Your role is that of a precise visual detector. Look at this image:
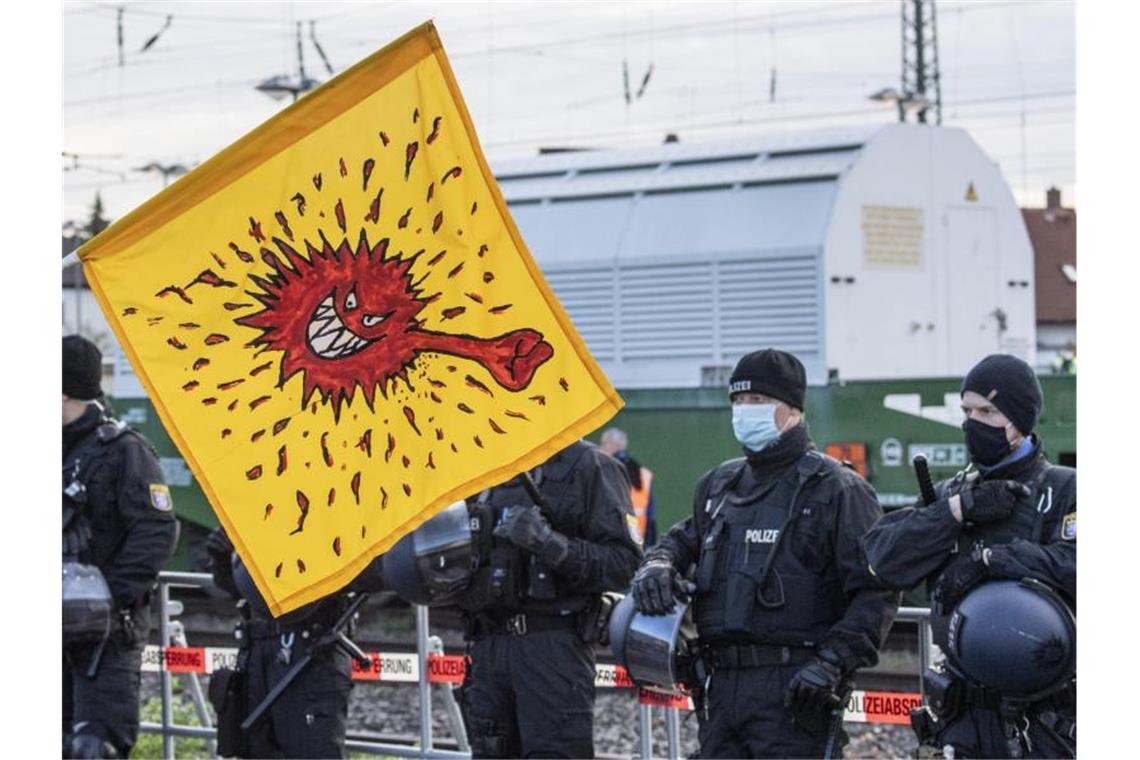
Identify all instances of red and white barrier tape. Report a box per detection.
[142,646,919,723]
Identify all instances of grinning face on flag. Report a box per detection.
[81,24,621,614]
[233,228,553,418]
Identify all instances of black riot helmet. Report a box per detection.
[381,500,475,606]
[608,593,700,689]
[945,578,1076,700]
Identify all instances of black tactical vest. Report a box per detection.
[931,455,1076,615]
[694,451,848,646]
[62,417,146,562]
[460,442,594,615]
[62,423,112,559]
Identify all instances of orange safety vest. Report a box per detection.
[630,467,654,541]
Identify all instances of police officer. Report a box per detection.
[863,354,1076,758]
[600,427,658,547]
[62,335,179,758]
[456,439,642,758]
[631,349,899,759]
[205,529,356,759]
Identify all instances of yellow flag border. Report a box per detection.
[79,21,624,615]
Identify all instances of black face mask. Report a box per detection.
[963,418,1012,466]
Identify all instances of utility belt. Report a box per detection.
[467,610,580,639]
[915,667,1077,756]
[703,642,816,670]
[237,601,345,641]
[241,618,295,640]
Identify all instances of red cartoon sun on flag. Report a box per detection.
[235,231,554,419]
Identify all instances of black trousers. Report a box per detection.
[241,631,354,759]
[62,637,144,757]
[697,665,845,759]
[461,629,596,759]
[933,706,1075,759]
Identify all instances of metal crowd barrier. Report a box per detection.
[140,571,933,759]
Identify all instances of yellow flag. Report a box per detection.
[79,22,623,616]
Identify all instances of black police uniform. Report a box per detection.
[646,424,900,759]
[63,403,179,758]
[863,436,1076,758]
[206,529,355,759]
[456,440,642,759]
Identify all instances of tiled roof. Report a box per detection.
[1022,202,1076,323]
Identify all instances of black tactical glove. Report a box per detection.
[959,480,1031,524]
[68,732,118,760]
[62,520,93,559]
[785,650,848,729]
[932,546,989,613]
[493,505,570,567]
[204,529,240,597]
[631,559,678,614]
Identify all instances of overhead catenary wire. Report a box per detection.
[479,88,1075,150]
[63,0,1074,220]
[62,90,1074,187]
[68,0,1032,74]
[310,20,335,75]
[139,14,173,53]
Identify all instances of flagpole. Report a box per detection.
[63,251,80,269]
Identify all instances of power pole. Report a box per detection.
[900,0,942,124]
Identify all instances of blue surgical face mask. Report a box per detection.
[732,403,781,452]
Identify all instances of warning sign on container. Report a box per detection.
[862,205,924,267]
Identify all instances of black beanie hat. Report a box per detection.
[961,354,1043,435]
[729,349,806,410]
[63,335,103,401]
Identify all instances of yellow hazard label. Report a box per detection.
[965,182,978,202]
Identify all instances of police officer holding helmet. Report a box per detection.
[62,335,179,758]
[631,349,899,758]
[456,439,642,758]
[864,354,1076,757]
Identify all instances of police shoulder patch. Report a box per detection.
[626,513,644,546]
[1061,511,1075,541]
[149,483,173,512]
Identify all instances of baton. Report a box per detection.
[822,683,852,760]
[519,471,549,511]
[241,593,370,730]
[822,704,844,760]
[913,454,938,506]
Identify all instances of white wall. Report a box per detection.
[822,124,1035,380]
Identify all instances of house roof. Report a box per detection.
[1023,195,1076,324]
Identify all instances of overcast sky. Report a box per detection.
[63,0,1074,225]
